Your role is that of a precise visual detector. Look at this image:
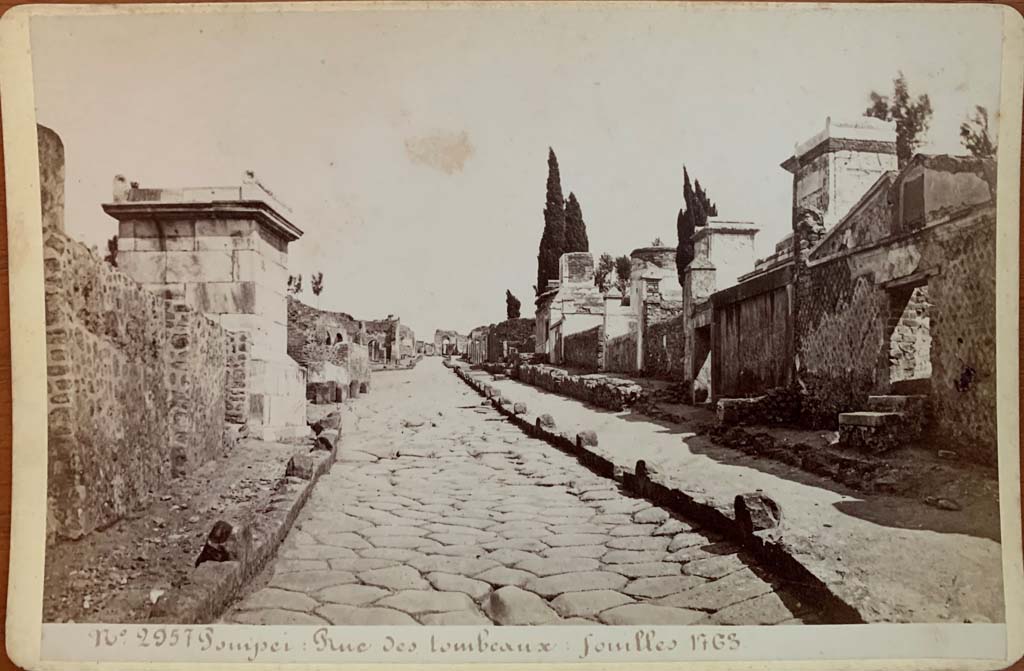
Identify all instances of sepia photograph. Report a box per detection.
[1,1,1022,667]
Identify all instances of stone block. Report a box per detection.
[119,251,167,284]
[513,402,528,415]
[537,414,556,430]
[734,492,782,537]
[186,281,256,315]
[286,454,318,480]
[577,430,599,447]
[196,520,253,567]
[166,250,234,283]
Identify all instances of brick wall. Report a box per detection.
[563,325,603,371]
[45,228,230,540]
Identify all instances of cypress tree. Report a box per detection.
[676,167,719,286]
[563,192,589,253]
[536,148,566,294]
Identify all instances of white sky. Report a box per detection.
[30,3,1005,339]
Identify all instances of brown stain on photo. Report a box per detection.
[404,130,474,175]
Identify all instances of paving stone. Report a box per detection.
[547,523,608,535]
[236,588,319,612]
[328,557,400,572]
[608,525,660,538]
[483,586,560,625]
[368,535,443,550]
[667,533,715,552]
[376,590,476,615]
[302,514,372,532]
[598,603,704,625]
[591,514,634,525]
[550,590,635,618]
[706,592,795,625]
[318,532,373,549]
[231,609,328,625]
[269,570,357,592]
[431,544,487,557]
[653,519,693,536]
[274,559,330,573]
[281,545,358,561]
[407,555,499,575]
[316,604,418,625]
[580,489,619,501]
[654,569,772,611]
[358,566,431,590]
[317,584,390,606]
[431,533,490,546]
[633,507,670,524]
[482,538,549,552]
[542,545,608,559]
[472,566,535,587]
[623,575,708,599]
[486,548,536,565]
[524,571,629,597]
[607,562,681,578]
[515,557,600,577]
[542,533,609,547]
[681,554,747,579]
[360,525,430,537]
[607,536,670,551]
[287,529,318,546]
[598,499,648,514]
[554,617,598,625]
[426,573,492,600]
[359,547,424,562]
[426,523,496,536]
[433,517,496,530]
[602,549,667,564]
[420,610,492,625]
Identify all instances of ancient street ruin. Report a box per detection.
[37,105,1005,631]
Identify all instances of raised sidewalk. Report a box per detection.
[453,364,1004,624]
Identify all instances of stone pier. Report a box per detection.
[103,172,309,440]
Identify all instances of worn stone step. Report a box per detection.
[837,411,903,427]
[866,395,928,412]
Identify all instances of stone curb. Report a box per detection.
[452,365,862,624]
[145,429,339,624]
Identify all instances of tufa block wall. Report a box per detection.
[643,313,687,380]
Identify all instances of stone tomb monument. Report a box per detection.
[103,171,308,439]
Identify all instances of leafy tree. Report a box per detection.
[563,192,589,253]
[651,237,664,247]
[536,148,566,294]
[614,255,632,295]
[595,252,616,292]
[287,274,303,295]
[506,290,521,319]
[104,235,118,267]
[960,105,996,158]
[864,71,933,168]
[675,167,718,285]
[311,271,324,308]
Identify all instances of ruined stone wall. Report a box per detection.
[889,286,931,382]
[563,325,603,371]
[38,125,65,234]
[605,331,638,374]
[225,330,251,424]
[286,296,371,386]
[927,215,996,463]
[45,228,229,540]
[486,318,535,362]
[643,313,687,380]
[517,364,643,410]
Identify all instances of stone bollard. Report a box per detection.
[734,491,782,539]
[286,453,318,479]
[195,520,253,567]
[576,430,598,448]
[537,414,556,430]
[513,402,528,415]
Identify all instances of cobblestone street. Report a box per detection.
[225,359,816,626]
